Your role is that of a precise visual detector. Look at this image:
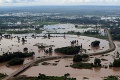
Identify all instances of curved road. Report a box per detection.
[3,28,116,80]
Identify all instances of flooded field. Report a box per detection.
[0,24,111,78]
[44,24,95,33]
[44,24,105,36]
[0,34,109,57]
[20,41,120,80]
[0,34,109,75]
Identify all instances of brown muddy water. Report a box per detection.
[20,41,120,80]
[0,33,113,79]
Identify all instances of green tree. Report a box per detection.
[94,58,101,66]
[91,40,100,47]
[113,58,120,67]
[73,54,82,62]
[23,47,28,52]
[8,57,24,66]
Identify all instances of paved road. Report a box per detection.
[3,28,116,80]
[89,28,116,55]
[105,28,115,49]
[3,56,74,80]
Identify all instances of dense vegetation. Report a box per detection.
[104,76,118,80]
[110,28,120,40]
[13,74,76,80]
[0,30,42,34]
[71,63,93,69]
[0,73,7,79]
[67,31,81,35]
[113,58,120,67]
[73,54,89,62]
[91,40,100,47]
[23,47,28,52]
[71,57,101,69]
[94,58,101,66]
[0,52,34,62]
[66,31,107,39]
[54,46,80,55]
[33,22,59,25]
[8,57,24,66]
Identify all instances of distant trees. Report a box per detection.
[112,34,120,40]
[37,73,76,80]
[50,17,99,25]
[110,28,120,40]
[75,25,78,28]
[91,40,100,47]
[76,32,81,36]
[67,31,81,35]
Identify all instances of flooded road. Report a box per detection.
[0,34,109,76]
[20,41,120,80]
[0,24,113,78]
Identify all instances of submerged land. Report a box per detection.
[0,6,120,80]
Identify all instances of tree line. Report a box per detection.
[0,52,34,63]
[54,46,80,55]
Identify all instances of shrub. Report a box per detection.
[113,58,120,67]
[104,76,118,80]
[94,58,101,66]
[55,46,80,55]
[73,54,89,62]
[23,47,28,52]
[8,57,24,66]
[71,63,93,69]
[73,55,82,62]
[91,40,100,47]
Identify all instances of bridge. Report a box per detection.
[3,56,74,80]
[3,28,116,80]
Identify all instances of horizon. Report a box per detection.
[0,5,120,8]
[0,0,120,6]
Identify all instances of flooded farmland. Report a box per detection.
[20,41,120,80]
[0,24,116,80]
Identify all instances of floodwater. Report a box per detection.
[0,24,111,77]
[0,34,109,75]
[44,24,96,33]
[0,34,109,57]
[20,41,120,80]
